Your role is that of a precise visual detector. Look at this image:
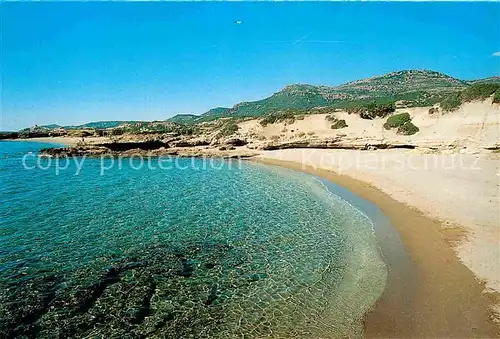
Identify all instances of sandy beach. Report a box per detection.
[255,150,500,338]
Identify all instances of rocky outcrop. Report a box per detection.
[259,138,416,151]
[39,143,258,159]
[221,138,248,147]
[98,140,168,151]
[41,146,111,157]
[168,138,210,148]
[0,132,19,140]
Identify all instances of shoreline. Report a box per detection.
[3,136,97,147]
[7,137,500,336]
[252,157,499,338]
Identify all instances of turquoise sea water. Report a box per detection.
[0,141,387,338]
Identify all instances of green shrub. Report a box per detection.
[493,89,500,104]
[383,112,411,130]
[260,111,296,126]
[110,128,125,136]
[344,102,395,119]
[428,107,439,115]
[325,114,348,129]
[440,92,462,112]
[345,106,363,115]
[440,84,500,112]
[359,102,396,120]
[461,83,499,102]
[325,114,337,122]
[331,119,348,129]
[109,122,199,136]
[217,121,239,137]
[397,122,419,135]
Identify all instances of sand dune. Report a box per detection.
[239,98,500,151]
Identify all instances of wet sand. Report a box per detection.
[253,158,499,338]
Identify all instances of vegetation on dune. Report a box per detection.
[331,119,348,129]
[428,107,439,115]
[346,102,396,120]
[325,114,337,123]
[493,89,500,104]
[383,112,411,130]
[440,92,462,112]
[383,112,419,135]
[397,122,419,135]
[441,83,499,112]
[260,111,297,126]
[217,120,240,138]
[361,102,395,119]
[325,114,348,129]
[461,83,500,102]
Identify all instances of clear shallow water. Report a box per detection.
[0,141,387,338]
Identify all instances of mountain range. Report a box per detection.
[30,70,500,130]
[166,69,498,124]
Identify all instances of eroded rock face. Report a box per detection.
[98,141,168,151]
[168,139,210,148]
[41,146,111,157]
[221,138,248,147]
[259,137,416,151]
[39,143,258,159]
[260,138,342,150]
[0,132,20,140]
[218,146,236,151]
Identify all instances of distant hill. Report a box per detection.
[28,70,498,130]
[197,107,231,121]
[20,121,143,132]
[180,70,477,123]
[40,124,62,129]
[166,107,231,124]
[166,114,199,124]
[64,121,141,130]
[466,76,500,85]
[219,70,468,117]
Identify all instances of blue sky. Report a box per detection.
[2,2,499,131]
